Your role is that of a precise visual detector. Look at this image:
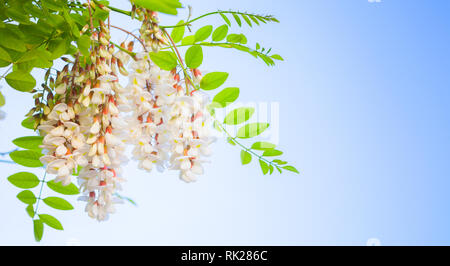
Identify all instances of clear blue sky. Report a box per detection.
[1,0,450,245]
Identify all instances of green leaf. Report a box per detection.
[47,180,80,195]
[269,164,274,175]
[259,160,269,175]
[0,28,27,52]
[226,33,247,44]
[41,0,65,11]
[0,46,13,64]
[282,165,300,174]
[212,24,229,42]
[171,20,185,43]
[39,214,63,230]
[219,13,231,26]
[242,14,252,27]
[33,219,44,242]
[17,190,37,204]
[9,150,43,167]
[7,172,40,189]
[223,107,254,125]
[251,142,276,150]
[236,123,270,139]
[12,136,43,151]
[185,45,203,69]
[134,0,182,15]
[181,35,196,45]
[240,150,252,165]
[195,25,213,42]
[149,51,178,71]
[262,149,284,157]
[0,91,5,107]
[232,13,242,27]
[43,197,74,210]
[227,137,236,146]
[77,35,91,57]
[213,120,222,132]
[271,54,284,61]
[48,39,69,60]
[200,72,229,90]
[21,117,35,130]
[212,87,239,107]
[5,70,36,92]
[272,159,288,165]
[26,204,35,218]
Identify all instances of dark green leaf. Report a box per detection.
[7,172,40,189]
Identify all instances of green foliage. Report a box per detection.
[12,136,43,151]
[5,71,36,92]
[251,142,276,150]
[185,45,203,69]
[26,204,35,218]
[181,35,196,46]
[9,150,43,167]
[240,150,252,165]
[262,149,283,157]
[200,72,229,90]
[236,123,270,139]
[39,214,63,230]
[212,87,239,107]
[133,0,182,15]
[17,190,37,204]
[282,165,299,174]
[33,219,44,242]
[259,160,269,175]
[212,25,229,42]
[21,117,35,130]
[0,92,4,107]
[7,172,40,189]
[43,197,74,210]
[149,51,178,70]
[195,25,213,42]
[47,179,80,195]
[223,107,254,125]
[171,20,185,43]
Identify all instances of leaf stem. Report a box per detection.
[33,172,47,219]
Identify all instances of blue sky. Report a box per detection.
[1,0,450,245]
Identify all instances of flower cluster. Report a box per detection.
[36,11,214,221]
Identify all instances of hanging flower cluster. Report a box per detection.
[37,10,214,221]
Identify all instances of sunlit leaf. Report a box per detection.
[33,219,44,242]
[7,172,40,189]
[149,51,178,71]
[240,150,252,165]
[185,45,203,69]
[47,180,79,195]
[12,136,43,151]
[43,197,74,210]
[9,150,43,167]
[17,190,37,204]
[39,214,63,230]
[212,87,239,107]
[212,24,229,42]
[5,71,36,92]
[200,72,228,90]
[236,123,270,138]
[223,107,254,125]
